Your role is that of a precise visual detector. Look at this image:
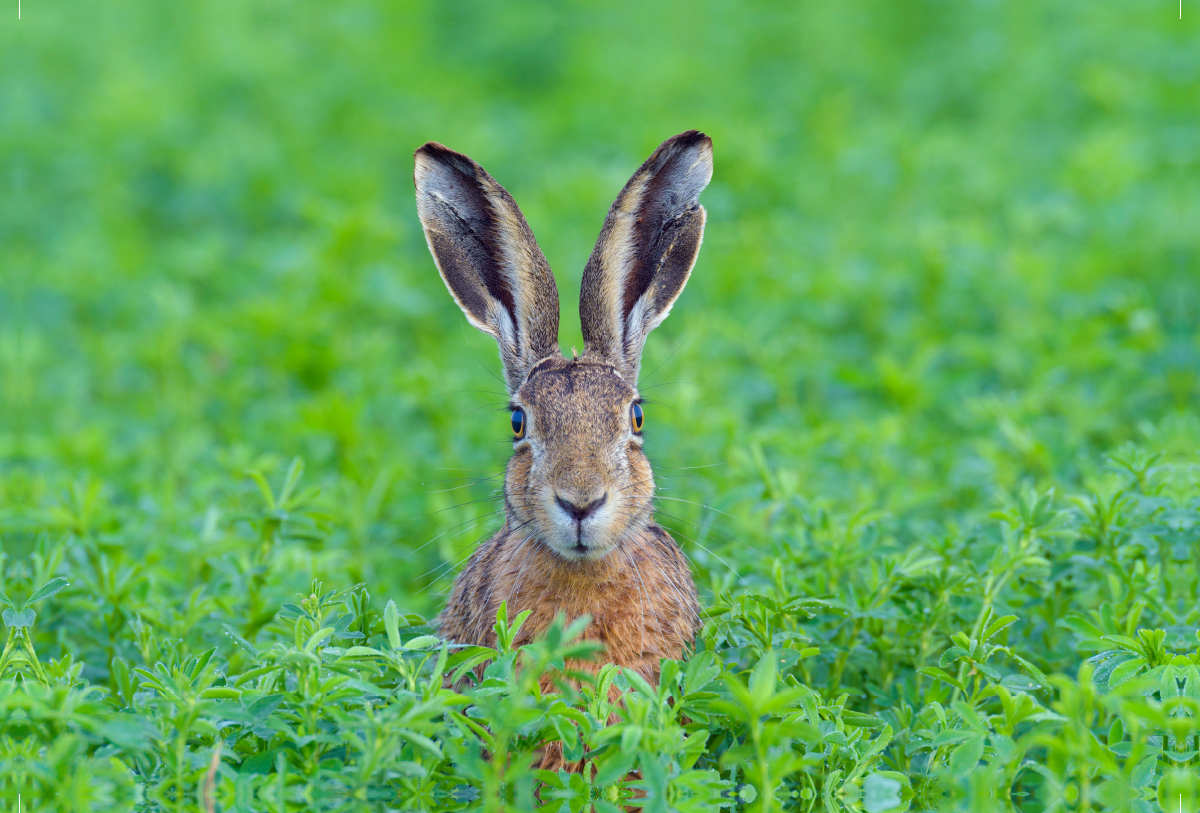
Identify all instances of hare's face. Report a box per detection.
[505,357,652,561]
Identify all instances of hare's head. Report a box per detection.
[414,132,712,562]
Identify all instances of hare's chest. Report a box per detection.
[509,572,647,648]
[451,530,699,679]
[507,570,691,674]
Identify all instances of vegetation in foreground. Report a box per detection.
[2,0,1198,810]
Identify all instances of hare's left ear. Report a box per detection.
[415,142,560,393]
[579,131,712,384]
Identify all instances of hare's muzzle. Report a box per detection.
[554,492,608,523]
[551,490,612,558]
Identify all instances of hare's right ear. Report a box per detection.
[414,143,560,393]
[579,131,712,384]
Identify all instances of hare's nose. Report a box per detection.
[555,493,608,523]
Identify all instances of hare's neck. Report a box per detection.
[460,521,697,677]
[481,521,640,618]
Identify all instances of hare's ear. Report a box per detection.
[415,143,560,393]
[579,131,712,384]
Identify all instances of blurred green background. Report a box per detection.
[4,0,1197,627]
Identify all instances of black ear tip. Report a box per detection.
[414,142,479,179]
[651,131,713,171]
[668,130,712,150]
[415,141,450,159]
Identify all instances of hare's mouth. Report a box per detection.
[551,536,613,562]
[542,491,620,561]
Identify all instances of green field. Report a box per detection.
[3,0,1199,810]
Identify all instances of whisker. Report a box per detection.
[424,475,503,484]
[623,547,650,655]
[414,494,503,519]
[455,402,513,421]
[651,516,748,585]
[638,336,692,388]
[638,399,677,415]
[424,473,505,494]
[431,389,510,398]
[409,510,504,554]
[505,535,539,611]
[460,319,509,390]
[637,381,692,393]
[651,463,726,471]
[414,517,510,594]
[648,502,750,551]
[672,545,719,602]
[415,547,483,586]
[654,495,737,520]
[652,476,716,488]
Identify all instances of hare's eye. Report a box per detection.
[631,402,644,433]
[511,409,526,439]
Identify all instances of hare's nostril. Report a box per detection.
[555,493,608,522]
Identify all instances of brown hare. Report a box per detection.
[413,131,711,696]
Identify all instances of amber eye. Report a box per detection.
[631,402,644,433]
[511,409,526,439]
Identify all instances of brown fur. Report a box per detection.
[413,134,714,768]
[439,362,700,677]
[441,522,698,679]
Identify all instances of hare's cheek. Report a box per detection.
[505,449,537,510]
[624,448,655,498]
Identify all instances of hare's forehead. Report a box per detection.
[518,365,634,427]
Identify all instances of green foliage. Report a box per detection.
[3,0,1198,810]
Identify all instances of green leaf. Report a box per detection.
[863,772,904,813]
[948,735,984,776]
[1107,717,1125,746]
[3,609,35,628]
[304,627,335,652]
[239,747,282,775]
[842,710,885,729]
[222,624,258,658]
[280,650,319,667]
[1130,753,1157,788]
[1000,673,1040,692]
[384,600,402,650]
[918,667,965,693]
[593,750,637,787]
[278,603,308,620]
[403,635,441,651]
[1009,652,1050,688]
[683,650,721,693]
[1100,635,1143,656]
[939,646,970,668]
[748,653,777,708]
[448,646,495,684]
[931,729,973,749]
[339,646,387,658]
[27,577,70,606]
[973,661,1002,681]
[982,614,1018,641]
[245,470,276,509]
[200,687,242,699]
[1108,657,1148,688]
[278,457,305,505]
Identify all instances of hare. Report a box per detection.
[413,131,711,694]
